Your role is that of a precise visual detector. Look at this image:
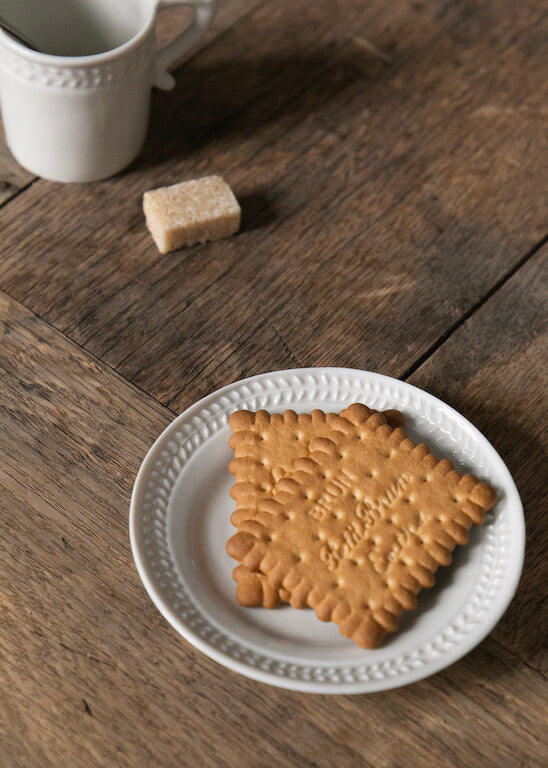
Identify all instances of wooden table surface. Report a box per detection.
[1,1,546,766]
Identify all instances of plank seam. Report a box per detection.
[0,287,179,418]
[0,178,38,210]
[489,637,547,682]
[400,234,548,381]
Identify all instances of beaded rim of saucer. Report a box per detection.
[130,368,524,694]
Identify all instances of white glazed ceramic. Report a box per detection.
[0,0,218,182]
[130,368,525,694]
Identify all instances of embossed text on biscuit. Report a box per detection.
[318,473,414,571]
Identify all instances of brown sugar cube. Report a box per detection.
[143,176,241,254]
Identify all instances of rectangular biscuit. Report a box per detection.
[229,408,405,608]
[226,404,497,649]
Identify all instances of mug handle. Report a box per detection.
[154,0,218,90]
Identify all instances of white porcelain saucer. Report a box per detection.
[130,368,524,694]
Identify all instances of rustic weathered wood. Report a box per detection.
[0,290,545,768]
[0,0,545,413]
[0,0,546,764]
[0,124,35,206]
[408,245,548,674]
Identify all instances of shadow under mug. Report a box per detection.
[0,0,218,182]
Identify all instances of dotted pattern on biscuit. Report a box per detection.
[227,404,497,649]
[229,407,406,608]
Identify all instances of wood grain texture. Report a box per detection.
[0,291,545,768]
[0,0,546,764]
[0,124,35,206]
[408,245,548,674]
[0,0,545,413]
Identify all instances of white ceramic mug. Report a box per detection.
[0,0,218,182]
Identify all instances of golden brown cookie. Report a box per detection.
[227,404,497,648]
[229,408,406,609]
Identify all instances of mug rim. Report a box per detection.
[0,3,157,67]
